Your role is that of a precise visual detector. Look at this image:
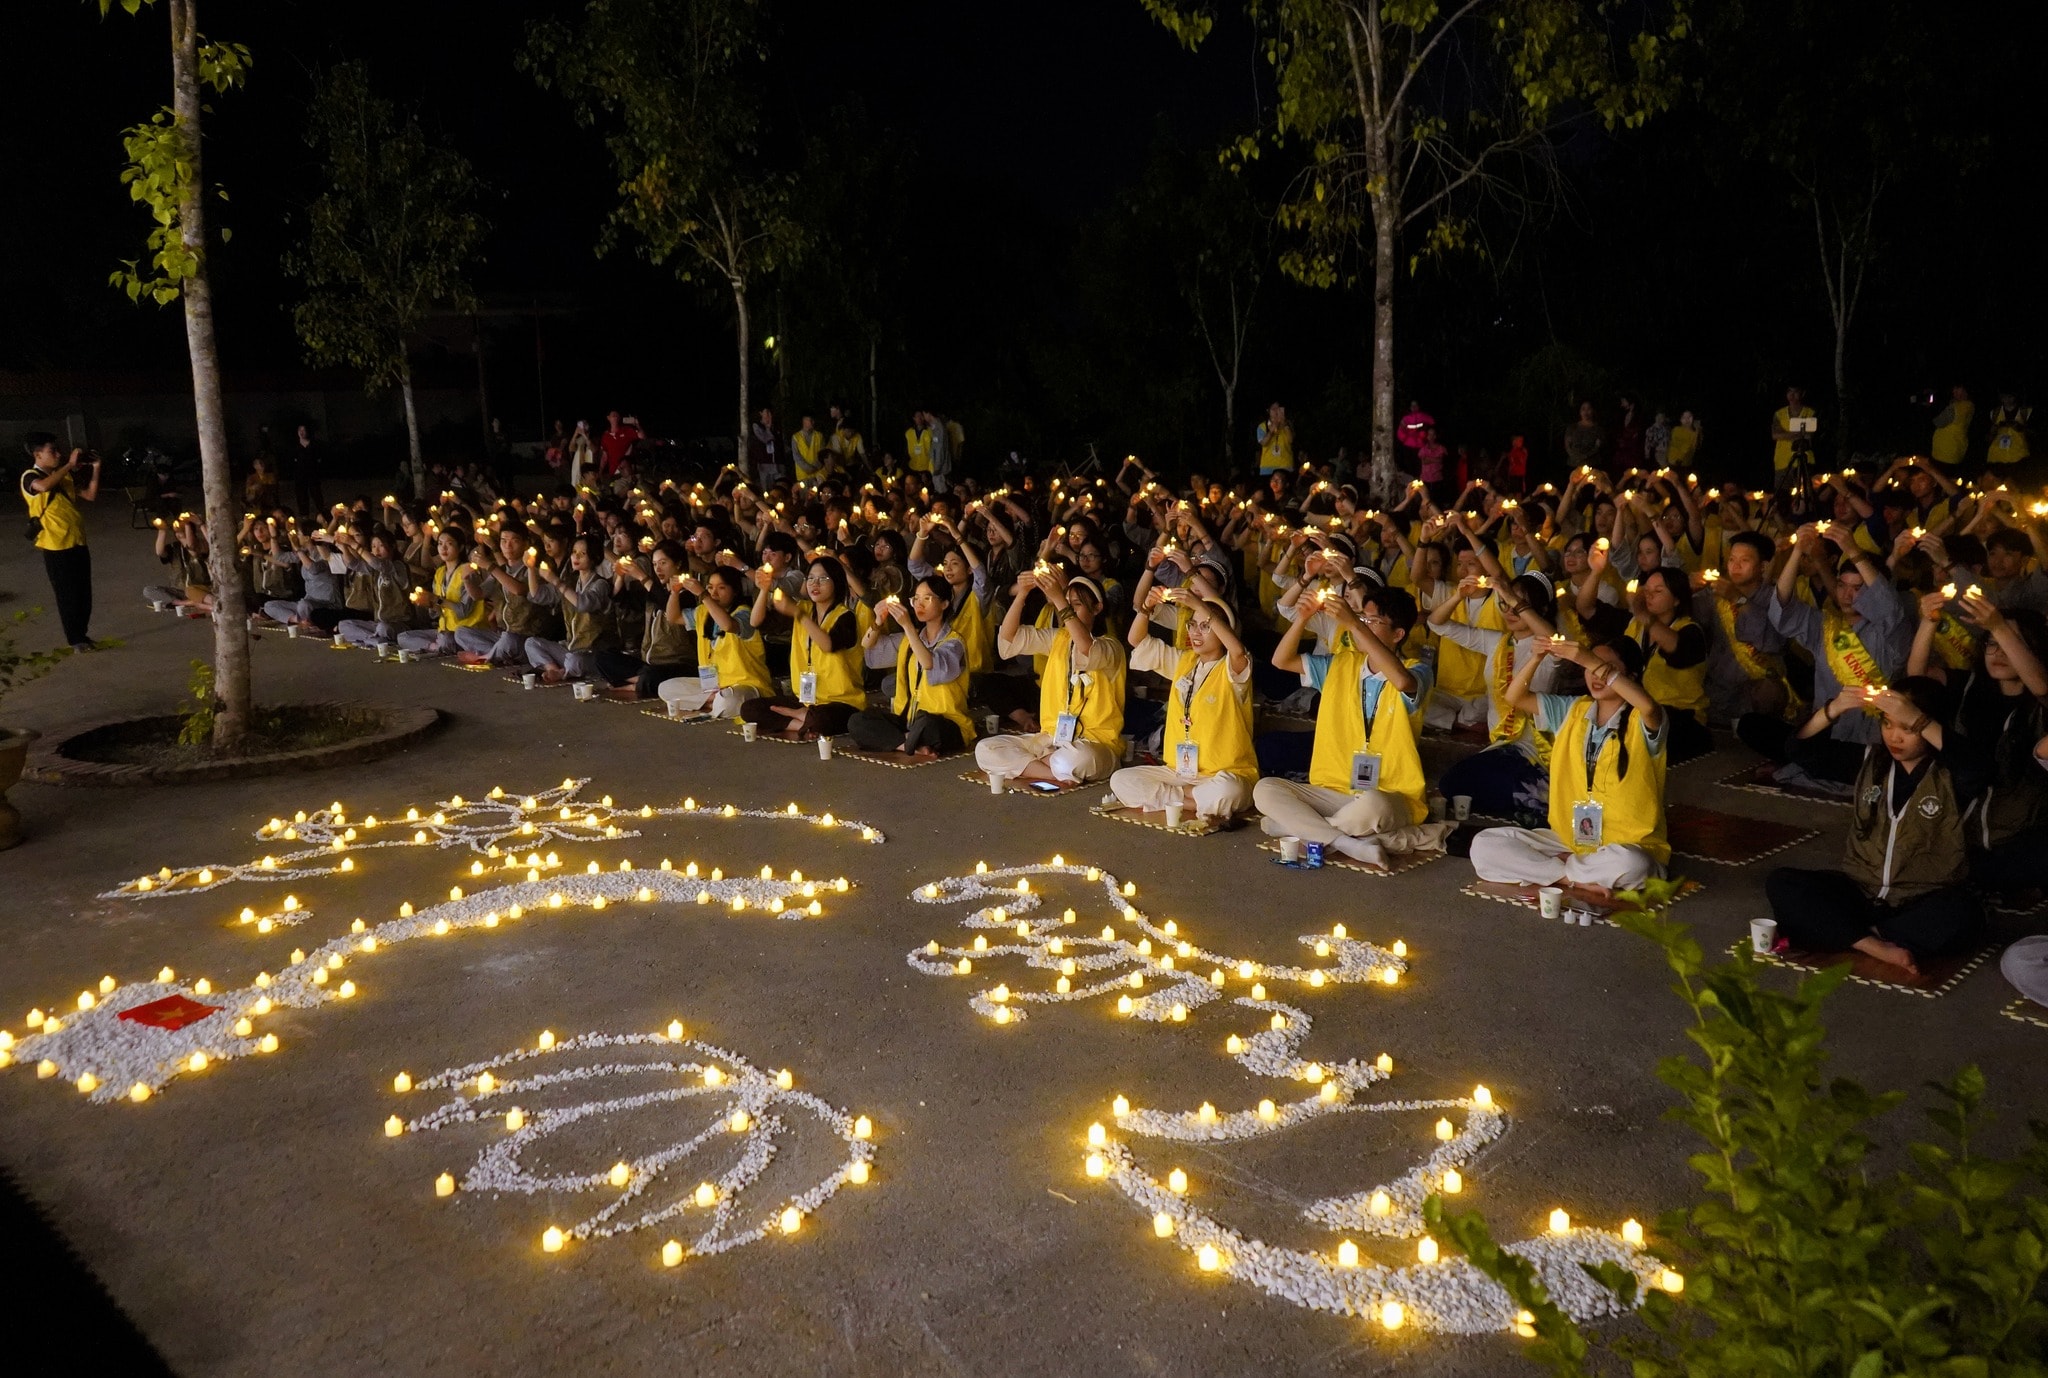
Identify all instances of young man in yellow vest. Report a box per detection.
[1698,531,1792,725]
[1254,582,1452,867]
[1256,402,1293,475]
[905,411,935,477]
[1109,588,1257,820]
[791,414,828,486]
[1929,384,1975,467]
[1986,392,2032,474]
[1764,677,1981,978]
[1769,385,1818,490]
[1468,633,1670,896]
[20,433,101,649]
[974,565,1126,785]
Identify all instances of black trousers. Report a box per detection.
[1765,867,1983,960]
[1663,706,1714,764]
[41,545,93,645]
[1975,825,2048,899]
[846,708,962,755]
[739,697,856,736]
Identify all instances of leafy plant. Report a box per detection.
[1435,910,2048,1375]
[178,658,216,746]
[1,607,68,704]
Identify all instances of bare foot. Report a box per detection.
[1854,936,1920,978]
[540,667,568,686]
[911,745,938,760]
[1008,710,1039,733]
[455,651,490,666]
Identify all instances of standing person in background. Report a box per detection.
[929,410,955,494]
[1563,400,1607,477]
[291,423,324,516]
[1644,410,1673,469]
[905,410,935,483]
[1256,403,1293,475]
[828,405,867,473]
[1666,409,1702,472]
[1770,386,1817,491]
[1986,392,2032,477]
[1929,385,1975,469]
[600,409,641,483]
[1397,400,1434,459]
[791,413,827,487]
[1417,427,1450,504]
[748,407,780,486]
[1612,396,1646,474]
[1502,435,1530,494]
[19,434,100,650]
[567,420,596,489]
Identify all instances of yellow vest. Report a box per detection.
[1163,649,1259,779]
[1259,424,1293,473]
[1989,406,2031,464]
[1773,406,1815,471]
[1932,400,1975,465]
[952,584,993,674]
[435,563,491,632]
[792,429,826,480]
[1307,642,1427,824]
[906,428,934,473]
[22,468,87,551]
[791,602,865,708]
[893,627,977,741]
[1627,615,1710,715]
[1665,424,1698,469]
[1436,595,1500,700]
[697,613,773,694]
[1547,698,1669,864]
[1038,629,1126,749]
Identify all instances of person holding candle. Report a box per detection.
[739,556,867,739]
[456,527,553,665]
[1431,572,1570,821]
[1108,588,1257,821]
[1467,633,1671,897]
[1698,531,1793,726]
[1423,512,1508,730]
[1611,564,1715,762]
[974,565,1127,786]
[524,534,617,682]
[593,539,699,699]
[334,529,418,649]
[143,513,215,614]
[1762,678,1982,978]
[657,567,771,717]
[1252,582,1451,867]
[907,516,994,676]
[395,529,487,656]
[847,577,977,756]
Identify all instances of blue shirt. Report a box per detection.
[1303,650,1433,723]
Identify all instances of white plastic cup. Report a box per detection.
[332,633,345,648]
[1121,734,1137,764]
[1750,917,1778,954]
[574,681,593,700]
[1278,836,1303,863]
[1538,886,1564,919]
[376,643,390,659]
[1164,803,1185,829]
[988,773,1007,795]
[149,600,166,613]
[286,624,299,639]
[521,672,538,690]
[666,699,682,719]
[741,721,758,743]
[982,714,1001,737]
[1452,794,1472,821]
[817,737,833,761]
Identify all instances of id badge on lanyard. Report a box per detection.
[698,664,720,694]
[797,671,818,705]
[1351,751,1382,791]
[1571,800,1604,847]
[1053,713,1080,747]
[1175,741,1200,777]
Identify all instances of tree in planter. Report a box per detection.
[1139,0,1688,479]
[1429,911,2048,1374]
[284,62,487,500]
[522,0,806,477]
[96,0,253,752]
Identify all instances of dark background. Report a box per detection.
[4,0,2042,484]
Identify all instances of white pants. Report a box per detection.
[1109,765,1255,818]
[1425,689,1487,731]
[657,679,759,719]
[336,618,400,647]
[395,629,455,655]
[1253,779,1410,844]
[1467,826,1662,891]
[974,732,1118,784]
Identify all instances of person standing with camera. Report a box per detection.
[19,433,101,650]
[1769,385,1817,492]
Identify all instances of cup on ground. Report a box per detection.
[1538,886,1564,919]
[741,722,758,743]
[988,773,1006,795]
[332,633,345,647]
[817,737,834,761]
[1164,803,1184,829]
[573,681,594,700]
[1749,917,1778,954]
[376,643,390,659]
[521,672,538,689]
[286,624,299,639]
[1278,835,1303,863]
[1452,794,1472,821]
[982,714,1000,737]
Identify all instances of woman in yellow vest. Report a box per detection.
[1469,634,1670,896]
[396,529,490,655]
[847,575,977,756]
[657,567,772,718]
[1109,588,1258,821]
[738,555,866,739]
[791,416,828,486]
[1256,403,1293,474]
[1253,583,1454,867]
[904,414,934,476]
[1929,385,1975,466]
[975,566,1127,785]
[1423,517,1504,729]
[907,518,994,674]
[1623,566,1715,762]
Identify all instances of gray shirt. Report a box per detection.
[1766,579,1907,744]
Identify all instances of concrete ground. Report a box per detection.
[3,503,2044,1377]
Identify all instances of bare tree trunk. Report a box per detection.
[1833,316,1851,466]
[401,355,426,498]
[868,335,879,458]
[733,281,751,479]
[1369,191,1398,478]
[1222,384,1236,468]
[171,0,249,754]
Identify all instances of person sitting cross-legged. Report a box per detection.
[1762,678,1984,978]
[1468,633,1670,898]
[973,564,1127,786]
[1107,586,1257,821]
[1251,581,1452,867]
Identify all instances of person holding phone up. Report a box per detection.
[19,433,101,650]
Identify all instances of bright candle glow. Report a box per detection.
[1549,1209,1571,1235]
[1622,1219,1644,1246]
[1337,1239,1359,1267]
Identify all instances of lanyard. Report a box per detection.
[1359,670,1387,736]
[1584,705,1632,793]
[1177,657,1221,734]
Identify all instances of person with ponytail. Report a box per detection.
[974,564,1127,785]
[1468,633,1671,896]
[1108,588,1258,821]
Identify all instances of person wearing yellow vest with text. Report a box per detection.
[1697,530,1792,725]
[395,529,487,656]
[847,576,976,756]
[1256,402,1293,475]
[1422,512,1502,729]
[828,405,867,471]
[1737,522,1908,784]
[975,566,1126,785]
[1253,584,1455,868]
[1986,393,2032,475]
[907,516,995,678]
[791,414,828,486]
[1469,634,1670,896]
[740,556,866,739]
[905,411,935,478]
[658,568,771,718]
[1432,572,1569,821]
[20,433,101,650]
[1929,385,1975,468]
[1769,386,1818,491]
[1109,589,1258,821]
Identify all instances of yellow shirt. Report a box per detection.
[1665,424,1698,470]
[905,427,934,474]
[1258,424,1294,474]
[1139,641,1258,780]
[790,602,865,708]
[1307,641,1428,824]
[1931,400,1975,465]
[21,466,86,551]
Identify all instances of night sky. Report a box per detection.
[4,0,2043,475]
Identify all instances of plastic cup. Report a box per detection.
[982,714,1001,737]
[149,600,166,613]
[1452,795,1472,821]
[988,773,1006,795]
[377,643,390,659]
[1427,793,1447,822]
[574,681,593,700]
[521,672,538,690]
[1539,886,1564,919]
[741,722,758,743]
[332,633,345,648]
[286,624,299,639]
[817,737,833,761]
[1278,836,1303,863]
[1164,804,1184,829]
[666,699,682,719]
[1749,917,1778,954]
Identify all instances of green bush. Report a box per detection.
[1430,910,2048,1376]
[0,606,67,705]
[178,658,216,746]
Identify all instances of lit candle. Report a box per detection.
[1379,1301,1405,1332]
[1153,1212,1174,1238]
[541,1226,564,1253]
[661,1240,684,1267]
[1435,1118,1454,1141]
[1376,1053,1394,1073]
[1197,1244,1221,1272]
[1472,1085,1492,1108]
[1621,1218,1644,1246]
[436,1173,455,1197]
[1418,1236,1439,1264]
[1167,1168,1188,1194]
[506,1107,525,1130]
[1084,1153,1107,1178]
[1549,1208,1571,1234]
